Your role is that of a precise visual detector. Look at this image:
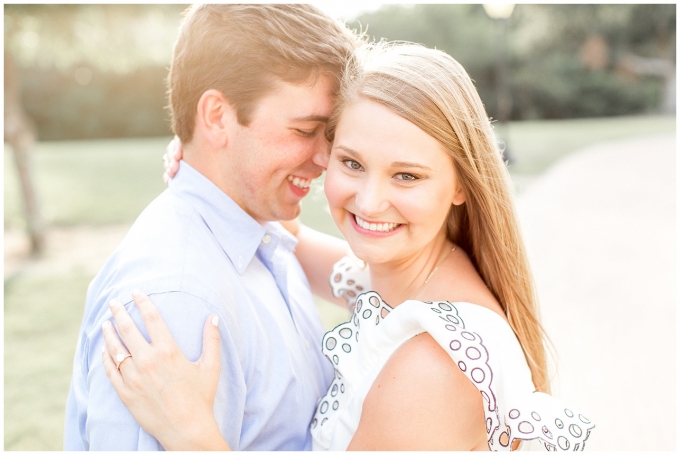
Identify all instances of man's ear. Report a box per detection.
[195,89,235,149]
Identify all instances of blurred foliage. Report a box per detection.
[3,4,676,140]
[351,4,675,121]
[4,4,187,72]
[5,4,187,140]
[19,65,172,139]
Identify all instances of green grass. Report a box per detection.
[4,137,169,230]
[503,114,675,174]
[4,271,93,450]
[3,114,675,450]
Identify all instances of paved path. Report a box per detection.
[4,224,130,280]
[515,133,676,450]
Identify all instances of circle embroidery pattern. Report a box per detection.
[312,257,595,451]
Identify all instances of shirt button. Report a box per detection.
[262,234,271,244]
[305,340,310,349]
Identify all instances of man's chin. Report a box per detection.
[271,203,302,223]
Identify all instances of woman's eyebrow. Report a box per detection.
[335,145,432,171]
[390,161,432,170]
[334,145,362,157]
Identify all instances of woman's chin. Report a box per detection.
[345,243,392,267]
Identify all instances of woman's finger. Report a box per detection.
[169,159,180,177]
[130,290,174,345]
[101,344,126,391]
[102,319,134,376]
[172,135,183,160]
[108,298,151,356]
[198,315,221,373]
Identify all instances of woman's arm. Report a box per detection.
[280,218,351,307]
[101,291,231,451]
[347,333,488,451]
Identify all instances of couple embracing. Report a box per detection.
[65,4,594,451]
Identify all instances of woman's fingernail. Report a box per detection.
[132,289,142,298]
[103,320,111,330]
[109,299,120,308]
[211,315,219,327]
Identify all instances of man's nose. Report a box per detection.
[311,137,330,169]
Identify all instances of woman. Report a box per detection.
[102,42,594,450]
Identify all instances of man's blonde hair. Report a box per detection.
[169,4,358,143]
[327,42,551,393]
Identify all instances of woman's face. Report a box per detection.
[324,98,465,265]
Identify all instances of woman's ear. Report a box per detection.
[452,185,466,206]
[194,89,236,149]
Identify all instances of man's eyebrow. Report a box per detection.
[335,146,432,170]
[292,115,330,123]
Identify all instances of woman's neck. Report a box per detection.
[367,235,452,308]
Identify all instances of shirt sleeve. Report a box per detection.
[80,291,246,450]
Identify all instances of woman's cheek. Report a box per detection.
[401,186,449,231]
[323,168,349,220]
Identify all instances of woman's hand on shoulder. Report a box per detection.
[347,332,488,451]
[101,290,230,451]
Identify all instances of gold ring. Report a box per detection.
[115,352,132,371]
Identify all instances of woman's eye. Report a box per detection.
[395,173,418,181]
[342,159,363,171]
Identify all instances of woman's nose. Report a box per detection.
[354,178,390,217]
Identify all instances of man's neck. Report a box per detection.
[183,143,226,194]
[182,143,264,226]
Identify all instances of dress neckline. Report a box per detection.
[384,297,509,326]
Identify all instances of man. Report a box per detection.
[64,5,357,450]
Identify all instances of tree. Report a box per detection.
[4,51,44,254]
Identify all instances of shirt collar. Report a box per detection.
[168,160,265,275]
[263,221,299,253]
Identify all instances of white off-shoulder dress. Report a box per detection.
[310,256,595,451]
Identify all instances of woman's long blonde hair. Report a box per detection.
[327,42,550,393]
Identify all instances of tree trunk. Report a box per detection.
[4,51,45,256]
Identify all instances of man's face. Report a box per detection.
[221,74,335,223]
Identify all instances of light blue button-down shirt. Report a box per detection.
[64,161,334,450]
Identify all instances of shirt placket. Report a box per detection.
[258,234,300,334]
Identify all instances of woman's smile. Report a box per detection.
[350,212,405,236]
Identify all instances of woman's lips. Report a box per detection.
[350,212,404,237]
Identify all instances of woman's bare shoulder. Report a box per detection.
[347,332,488,451]
[430,246,507,320]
